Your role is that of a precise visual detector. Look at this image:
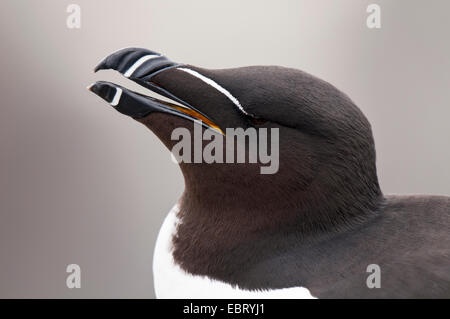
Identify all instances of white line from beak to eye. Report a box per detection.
[110,87,123,106]
[177,67,249,116]
[124,54,160,78]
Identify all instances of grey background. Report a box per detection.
[0,0,449,298]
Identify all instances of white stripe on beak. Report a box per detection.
[124,54,160,78]
[110,87,123,106]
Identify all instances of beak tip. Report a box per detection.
[87,82,104,96]
[87,83,95,91]
[94,60,108,73]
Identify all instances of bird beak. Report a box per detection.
[89,48,224,134]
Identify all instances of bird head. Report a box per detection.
[89,48,382,232]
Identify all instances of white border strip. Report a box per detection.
[124,54,160,78]
[110,88,123,106]
[177,67,249,115]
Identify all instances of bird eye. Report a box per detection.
[249,116,268,126]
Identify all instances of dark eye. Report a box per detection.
[249,116,268,126]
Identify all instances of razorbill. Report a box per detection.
[89,47,450,298]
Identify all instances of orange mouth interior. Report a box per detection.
[159,100,224,134]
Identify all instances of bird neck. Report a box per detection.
[171,134,385,280]
[171,179,384,285]
[178,176,384,239]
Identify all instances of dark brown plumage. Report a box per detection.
[90,48,450,298]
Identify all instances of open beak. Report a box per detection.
[89,47,224,134]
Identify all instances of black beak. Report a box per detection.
[89,48,223,133]
[88,81,185,119]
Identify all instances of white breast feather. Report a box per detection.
[153,204,316,299]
